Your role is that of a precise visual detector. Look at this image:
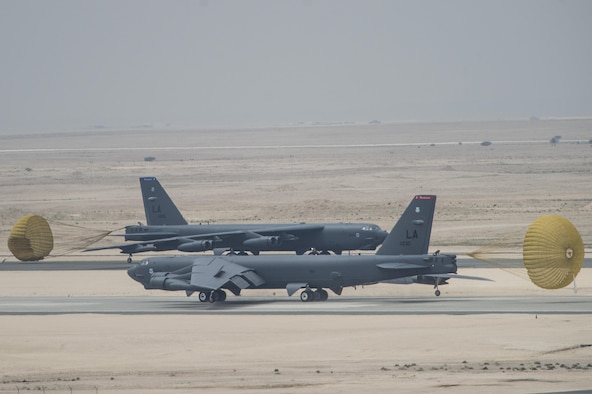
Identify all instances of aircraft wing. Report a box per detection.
[84,224,326,253]
[84,242,158,253]
[242,224,325,235]
[189,257,266,292]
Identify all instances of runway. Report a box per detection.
[2,259,591,316]
[2,294,591,316]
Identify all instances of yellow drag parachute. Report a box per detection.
[7,214,54,261]
[523,215,584,289]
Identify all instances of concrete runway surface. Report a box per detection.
[2,295,591,316]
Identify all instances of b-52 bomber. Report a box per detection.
[128,195,486,302]
[87,177,388,262]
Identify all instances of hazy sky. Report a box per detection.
[1,0,591,132]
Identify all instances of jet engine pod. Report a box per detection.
[149,275,191,291]
[523,215,584,289]
[177,240,213,252]
[7,214,54,261]
[243,236,281,249]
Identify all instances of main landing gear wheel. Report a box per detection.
[209,290,227,303]
[300,288,329,302]
[300,289,313,302]
[198,290,227,303]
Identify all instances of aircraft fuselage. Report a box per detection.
[128,253,457,293]
[124,222,387,254]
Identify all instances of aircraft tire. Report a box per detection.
[313,290,322,301]
[208,290,227,303]
[300,289,313,302]
[435,289,441,297]
[209,291,218,303]
[198,292,209,302]
[217,290,227,302]
[318,289,329,301]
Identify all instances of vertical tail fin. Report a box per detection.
[140,177,188,225]
[376,195,436,256]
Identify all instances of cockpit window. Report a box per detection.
[140,260,149,265]
[362,225,379,231]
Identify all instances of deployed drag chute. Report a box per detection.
[7,214,54,261]
[523,215,584,289]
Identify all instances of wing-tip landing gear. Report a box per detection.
[434,277,442,297]
[300,288,329,302]
[127,254,133,264]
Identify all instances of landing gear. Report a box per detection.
[127,255,133,264]
[434,277,442,297]
[435,289,441,297]
[300,288,329,302]
[307,249,331,255]
[198,290,227,303]
[300,289,313,302]
[224,250,250,256]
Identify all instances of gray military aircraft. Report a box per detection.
[128,195,484,302]
[87,177,388,262]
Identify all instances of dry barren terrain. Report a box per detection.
[1,119,591,393]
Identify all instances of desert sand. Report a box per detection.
[0,119,591,393]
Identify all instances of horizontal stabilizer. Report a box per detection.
[377,262,426,270]
[430,273,493,282]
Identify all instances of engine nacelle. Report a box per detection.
[149,275,191,291]
[177,240,213,252]
[382,277,416,285]
[243,236,281,249]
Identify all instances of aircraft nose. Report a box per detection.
[127,265,142,281]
